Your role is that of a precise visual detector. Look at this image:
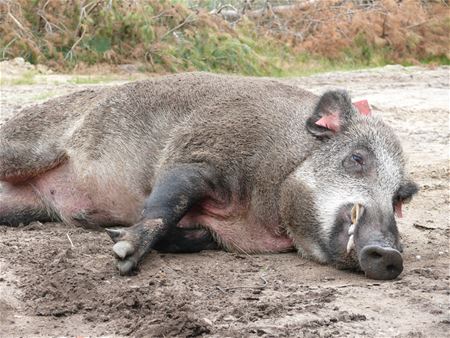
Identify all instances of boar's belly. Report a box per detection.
[178,201,294,254]
[32,163,143,226]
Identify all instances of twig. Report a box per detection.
[42,0,51,10]
[38,0,64,34]
[6,8,36,45]
[7,12,25,31]
[1,37,17,59]
[160,14,196,41]
[37,10,65,34]
[214,4,238,15]
[66,232,75,248]
[413,223,436,230]
[64,1,100,60]
[75,1,99,37]
[65,27,86,60]
[216,286,227,294]
[336,282,381,288]
[149,10,169,21]
[406,21,428,29]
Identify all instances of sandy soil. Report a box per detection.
[0,65,448,337]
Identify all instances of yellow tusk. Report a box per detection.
[351,203,363,224]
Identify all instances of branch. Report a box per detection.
[65,27,86,60]
[8,12,25,31]
[160,14,196,41]
[406,21,429,29]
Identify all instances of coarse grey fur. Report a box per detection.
[0,72,418,278]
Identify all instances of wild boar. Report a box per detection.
[0,72,418,279]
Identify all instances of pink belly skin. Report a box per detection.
[33,166,93,218]
[178,199,294,254]
[31,163,143,227]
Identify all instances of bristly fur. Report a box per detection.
[0,72,415,270]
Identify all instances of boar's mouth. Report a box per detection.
[348,204,403,280]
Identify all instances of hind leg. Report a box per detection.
[0,139,67,184]
[0,135,64,225]
[0,182,56,226]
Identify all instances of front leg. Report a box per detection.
[106,164,225,275]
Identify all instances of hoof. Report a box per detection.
[112,241,135,259]
[105,228,125,242]
[106,219,165,276]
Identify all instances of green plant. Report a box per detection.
[0,70,37,85]
[0,0,448,77]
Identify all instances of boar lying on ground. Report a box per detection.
[0,72,418,280]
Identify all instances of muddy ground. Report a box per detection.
[0,64,449,337]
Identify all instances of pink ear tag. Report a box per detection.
[353,100,372,116]
[315,112,340,132]
[394,201,403,218]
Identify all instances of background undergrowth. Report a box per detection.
[0,0,448,76]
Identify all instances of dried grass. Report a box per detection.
[0,0,448,75]
[253,0,450,65]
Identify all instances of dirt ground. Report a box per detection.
[0,63,449,337]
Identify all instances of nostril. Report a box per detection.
[369,251,383,260]
[386,264,396,272]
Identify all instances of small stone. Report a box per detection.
[202,317,213,326]
[415,255,421,260]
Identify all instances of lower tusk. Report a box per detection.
[347,234,355,253]
[348,223,355,236]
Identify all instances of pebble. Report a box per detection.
[415,255,421,260]
[202,317,213,326]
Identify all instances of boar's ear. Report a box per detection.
[306,90,355,138]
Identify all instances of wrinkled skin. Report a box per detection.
[0,72,418,279]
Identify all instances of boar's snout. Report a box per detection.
[348,204,404,280]
[359,245,403,280]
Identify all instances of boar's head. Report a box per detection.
[281,90,418,280]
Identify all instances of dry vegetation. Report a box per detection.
[254,0,450,66]
[0,0,449,75]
